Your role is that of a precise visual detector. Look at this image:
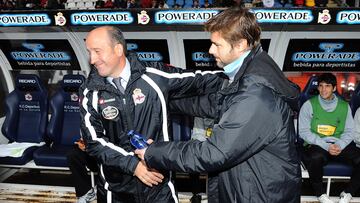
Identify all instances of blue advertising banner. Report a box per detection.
[126,39,170,64]
[183,38,271,71]
[0,39,81,70]
[0,8,359,28]
[283,39,360,72]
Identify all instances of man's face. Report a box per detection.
[318,81,336,100]
[85,28,123,78]
[208,31,247,68]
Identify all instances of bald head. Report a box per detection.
[85,26,127,78]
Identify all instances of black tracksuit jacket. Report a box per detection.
[145,46,302,203]
[79,53,222,203]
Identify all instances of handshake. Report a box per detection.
[128,130,160,187]
[133,139,159,187]
[134,139,153,160]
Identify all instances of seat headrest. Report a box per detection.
[61,74,85,92]
[15,74,45,92]
[303,75,319,96]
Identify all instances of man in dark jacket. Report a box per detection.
[136,7,302,203]
[80,26,222,203]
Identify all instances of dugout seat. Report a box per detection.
[33,74,85,167]
[171,114,193,142]
[0,74,48,165]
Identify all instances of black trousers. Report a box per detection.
[302,142,360,196]
[66,146,98,197]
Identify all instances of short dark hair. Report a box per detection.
[204,7,261,48]
[317,73,337,87]
[105,26,127,55]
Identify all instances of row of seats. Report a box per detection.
[0,74,85,167]
[0,73,192,168]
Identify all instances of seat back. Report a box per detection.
[47,74,85,146]
[1,74,48,143]
[171,114,193,141]
[299,75,319,108]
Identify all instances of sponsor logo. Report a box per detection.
[0,14,51,26]
[102,106,119,120]
[99,98,116,104]
[137,52,163,61]
[254,9,313,23]
[11,43,70,61]
[63,79,83,84]
[19,79,36,84]
[155,10,218,24]
[127,43,138,51]
[71,12,133,25]
[192,52,215,62]
[337,11,360,24]
[292,43,360,62]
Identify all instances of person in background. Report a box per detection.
[201,0,213,8]
[299,73,360,203]
[353,107,360,148]
[136,7,301,203]
[104,0,114,8]
[95,0,105,8]
[189,117,214,203]
[67,138,98,203]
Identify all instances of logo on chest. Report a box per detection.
[102,106,119,120]
[132,88,146,106]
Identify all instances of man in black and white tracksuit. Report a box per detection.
[80,26,223,203]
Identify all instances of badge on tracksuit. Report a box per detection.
[102,106,119,120]
[132,88,146,106]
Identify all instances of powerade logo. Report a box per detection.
[0,14,51,26]
[254,9,313,23]
[11,43,70,61]
[337,11,360,24]
[137,52,162,61]
[127,43,138,51]
[292,43,360,62]
[71,12,133,25]
[155,10,218,24]
[192,52,214,62]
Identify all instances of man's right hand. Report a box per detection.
[75,138,86,151]
[328,144,341,156]
[134,161,164,187]
[135,139,153,160]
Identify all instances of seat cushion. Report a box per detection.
[0,146,39,165]
[323,161,353,176]
[33,145,74,167]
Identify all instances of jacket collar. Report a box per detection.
[84,51,146,94]
[220,45,262,95]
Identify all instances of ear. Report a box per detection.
[333,86,337,92]
[235,39,249,54]
[115,44,124,56]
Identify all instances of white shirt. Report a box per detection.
[107,58,131,90]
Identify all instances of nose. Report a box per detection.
[209,44,215,55]
[89,52,97,65]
